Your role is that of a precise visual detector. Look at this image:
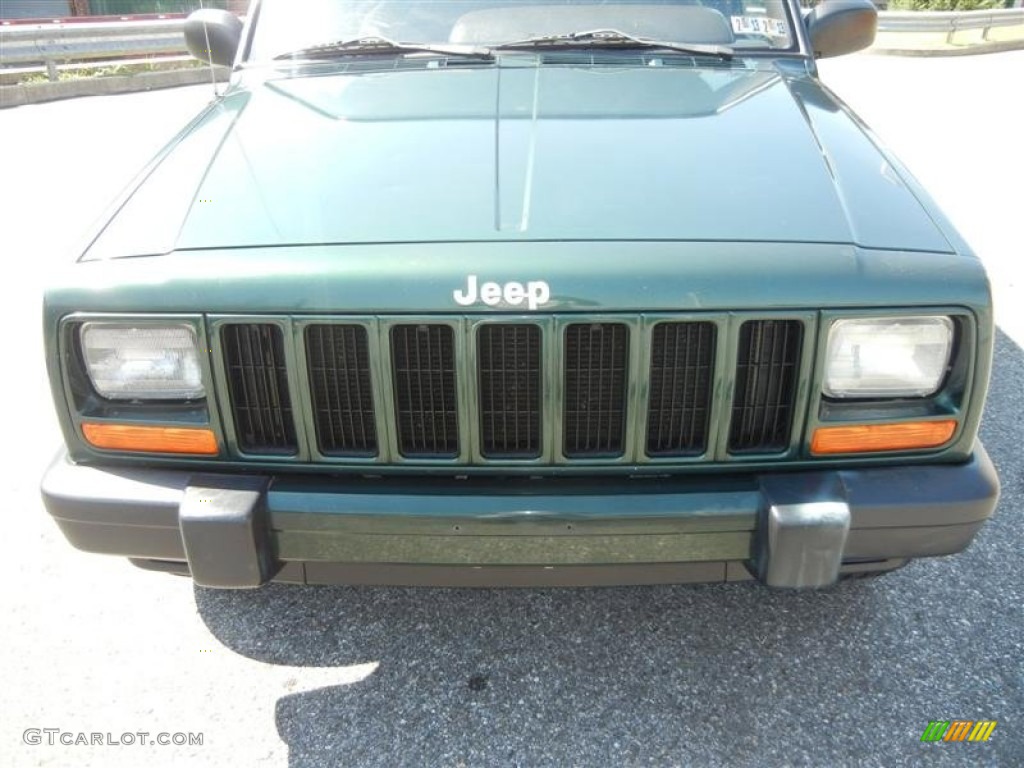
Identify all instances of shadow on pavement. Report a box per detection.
[195,328,1023,767]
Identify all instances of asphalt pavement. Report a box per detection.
[1,52,1021,767]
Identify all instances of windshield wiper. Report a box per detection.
[273,35,495,61]
[493,29,733,59]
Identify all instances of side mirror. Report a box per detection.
[185,9,243,68]
[806,0,877,59]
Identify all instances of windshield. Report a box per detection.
[247,0,798,61]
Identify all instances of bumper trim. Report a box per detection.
[179,474,275,588]
[41,444,999,589]
[127,558,910,587]
[759,501,850,588]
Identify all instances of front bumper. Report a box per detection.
[41,445,999,589]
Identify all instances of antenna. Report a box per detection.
[198,0,220,98]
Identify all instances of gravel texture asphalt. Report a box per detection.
[1,53,1021,768]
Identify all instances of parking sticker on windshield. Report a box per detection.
[731,16,787,38]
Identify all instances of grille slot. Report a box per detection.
[563,323,629,458]
[305,325,378,457]
[222,323,297,454]
[215,315,807,465]
[391,324,459,458]
[646,322,716,456]
[478,324,542,459]
[729,319,803,453]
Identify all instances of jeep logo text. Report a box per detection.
[453,275,551,311]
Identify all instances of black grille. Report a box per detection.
[391,324,459,458]
[729,320,803,453]
[646,322,716,456]
[222,324,297,454]
[306,325,378,457]
[478,324,542,459]
[563,323,629,457]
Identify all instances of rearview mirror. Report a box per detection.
[806,0,877,59]
[185,9,243,68]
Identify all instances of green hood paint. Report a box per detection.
[84,60,956,259]
[50,243,990,316]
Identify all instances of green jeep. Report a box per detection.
[41,0,999,589]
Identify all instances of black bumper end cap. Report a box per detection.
[179,474,277,589]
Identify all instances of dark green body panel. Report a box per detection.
[81,60,960,257]
[51,243,989,315]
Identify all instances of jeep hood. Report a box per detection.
[85,62,955,259]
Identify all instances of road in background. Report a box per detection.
[1,54,1021,767]
[819,52,1024,347]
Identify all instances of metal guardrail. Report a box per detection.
[0,19,186,80]
[877,8,1024,44]
[2,8,1023,82]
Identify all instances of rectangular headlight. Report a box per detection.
[824,316,953,399]
[80,324,205,401]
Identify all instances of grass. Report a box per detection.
[17,58,206,85]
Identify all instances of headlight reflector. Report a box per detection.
[824,317,953,399]
[80,324,205,400]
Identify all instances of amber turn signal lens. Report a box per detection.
[82,423,218,455]
[811,420,957,456]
